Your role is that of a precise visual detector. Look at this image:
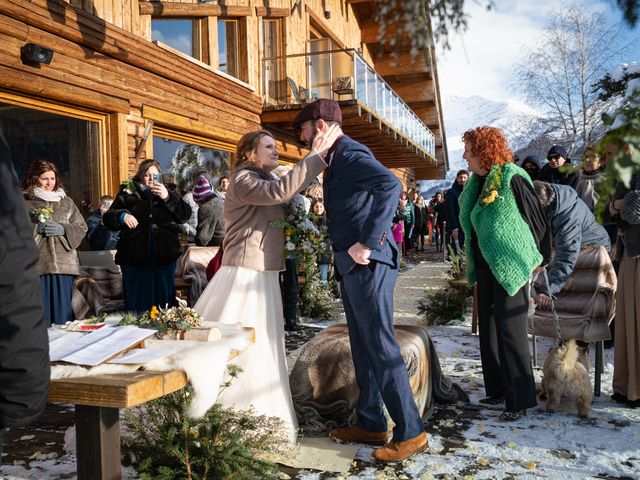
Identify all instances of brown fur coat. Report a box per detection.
[24,196,87,276]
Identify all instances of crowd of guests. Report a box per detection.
[18,152,334,333]
[16,126,640,419]
[20,157,232,325]
[454,130,639,413]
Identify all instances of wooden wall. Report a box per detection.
[1,0,424,192]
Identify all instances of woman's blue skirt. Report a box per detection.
[121,261,177,313]
[41,274,75,326]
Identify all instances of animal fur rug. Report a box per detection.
[289,324,469,435]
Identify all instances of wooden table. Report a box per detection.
[49,327,254,480]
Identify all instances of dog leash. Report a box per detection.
[542,267,564,344]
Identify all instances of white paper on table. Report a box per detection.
[51,326,157,366]
[108,348,179,364]
[48,330,86,362]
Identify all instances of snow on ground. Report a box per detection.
[2,257,639,480]
[294,259,640,480]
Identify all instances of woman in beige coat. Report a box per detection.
[194,126,340,442]
[23,159,87,325]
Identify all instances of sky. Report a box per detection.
[437,0,640,103]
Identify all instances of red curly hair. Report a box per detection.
[462,127,514,170]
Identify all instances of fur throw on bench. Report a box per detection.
[289,324,468,435]
[529,245,617,342]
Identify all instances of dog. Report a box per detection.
[539,339,592,417]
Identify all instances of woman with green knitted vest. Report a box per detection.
[459,127,551,421]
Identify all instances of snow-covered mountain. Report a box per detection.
[419,94,543,197]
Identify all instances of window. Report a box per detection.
[218,19,239,78]
[152,134,232,193]
[263,19,285,103]
[0,102,101,216]
[152,19,198,59]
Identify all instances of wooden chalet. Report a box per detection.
[0,0,448,209]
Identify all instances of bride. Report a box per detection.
[194,125,340,442]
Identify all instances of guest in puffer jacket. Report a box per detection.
[533,181,611,310]
[104,159,191,312]
[22,159,88,325]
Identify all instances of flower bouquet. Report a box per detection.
[272,207,336,319]
[121,179,135,195]
[31,204,54,223]
[121,305,206,339]
[272,207,327,260]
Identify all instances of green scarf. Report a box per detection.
[459,163,542,296]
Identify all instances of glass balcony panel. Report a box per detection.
[261,48,436,156]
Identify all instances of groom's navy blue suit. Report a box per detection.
[323,135,424,442]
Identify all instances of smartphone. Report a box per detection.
[152,172,163,184]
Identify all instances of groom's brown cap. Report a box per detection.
[292,99,342,129]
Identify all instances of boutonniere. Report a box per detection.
[121,179,135,194]
[31,204,54,223]
[479,166,505,206]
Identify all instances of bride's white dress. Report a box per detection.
[194,265,298,442]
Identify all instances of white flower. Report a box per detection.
[38,214,46,223]
[285,242,296,251]
[302,240,313,252]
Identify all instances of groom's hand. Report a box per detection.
[348,242,371,265]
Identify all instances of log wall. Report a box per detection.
[0,0,423,194]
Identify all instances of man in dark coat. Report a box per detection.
[533,181,611,309]
[0,128,50,459]
[539,145,579,187]
[444,169,468,254]
[293,99,427,463]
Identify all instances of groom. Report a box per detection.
[293,100,428,462]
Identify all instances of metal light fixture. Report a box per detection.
[20,43,54,67]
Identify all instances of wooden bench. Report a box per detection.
[49,327,254,480]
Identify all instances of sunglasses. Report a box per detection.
[547,154,561,161]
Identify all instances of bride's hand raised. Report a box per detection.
[311,123,342,159]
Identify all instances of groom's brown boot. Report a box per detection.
[329,426,388,446]
[372,432,429,462]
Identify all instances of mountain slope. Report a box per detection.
[419,94,543,196]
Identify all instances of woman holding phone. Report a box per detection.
[104,159,191,312]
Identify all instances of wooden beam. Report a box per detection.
[388,82,435,106]
[139,2,252,17]
[0,1,263,115]
[143,105,243,144]
[255,6,290,18]
[0,65,130,113]
[373,50,431,77]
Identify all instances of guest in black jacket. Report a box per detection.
[520,155,544,181]
[104,159,191,312]
[0,128,50,459]
[444,169,469,253]
[539,145,579,187]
